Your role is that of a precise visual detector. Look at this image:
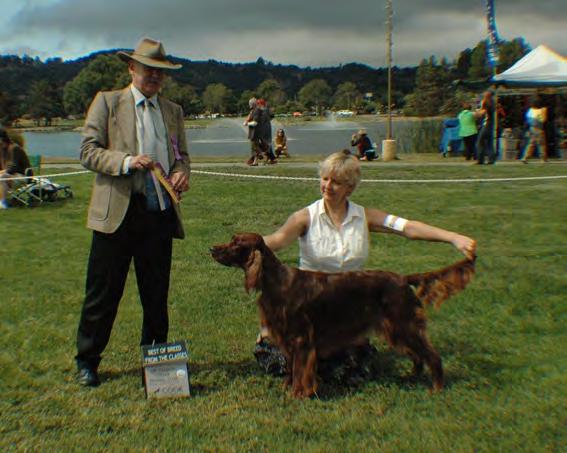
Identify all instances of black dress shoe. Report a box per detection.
[77,367,100,387]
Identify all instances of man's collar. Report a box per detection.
[130,84,158,107]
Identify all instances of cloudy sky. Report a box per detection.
[0,0,565,67]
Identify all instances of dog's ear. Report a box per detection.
[245,250,262,293]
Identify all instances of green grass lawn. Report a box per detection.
[1,159,566,452]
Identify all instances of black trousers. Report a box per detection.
[462,134,477,160]
[76,195,175,369]
[476,126,495,164]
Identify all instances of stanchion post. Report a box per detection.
[384,0,397,161]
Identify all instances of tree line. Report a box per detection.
[0,38,529,126]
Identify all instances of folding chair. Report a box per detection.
[8,155,74,206]
[7,155,44,206]
[27,155,42,175]
[29,177,73,202]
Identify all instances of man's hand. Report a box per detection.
[170,171,189,192]
[129,155,154,170]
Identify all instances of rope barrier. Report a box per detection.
[193,170,316,181]
[2,170,90,182]
[2,168,566,184]
[192,169,567,184]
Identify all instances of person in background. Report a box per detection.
[475,91,496,165]
[458,102,478,161]
[274,128,290,158]
[256,99,277,164]
[350,128,375,161]
[244,97,260,166]
[74,38,190,387]
[0,128,32,209]
[522,97,548,163]
[254,149,476,382]
[244,98,276,165]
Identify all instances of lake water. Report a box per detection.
[23,117,415,159]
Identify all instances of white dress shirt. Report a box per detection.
[299,199,369,273]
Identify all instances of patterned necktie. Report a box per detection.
[142,99,157,160]
[142,99,169,211]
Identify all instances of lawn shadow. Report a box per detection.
[99,359,261,396]
[315,349,438,400]
[436,338,507,388]
[316,340,498,400]
[100,366,143,384]
[188,345,484,400]
[185,359,261,396]
[97,338,504,399]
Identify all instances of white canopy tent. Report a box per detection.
[491,45,566,159]
[493,45,567,91]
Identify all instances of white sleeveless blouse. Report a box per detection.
[299,199,369,273]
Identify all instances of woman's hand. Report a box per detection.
[452,234,477,259]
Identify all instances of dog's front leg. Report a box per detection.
[282,358,293,390]
[301,347,318,398]
[290,338,318,398]
[290,337,308,398]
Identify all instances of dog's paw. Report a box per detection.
[427,380,444,394]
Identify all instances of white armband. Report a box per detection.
[383,214,408,232]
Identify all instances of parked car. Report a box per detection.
[336,110,355,117]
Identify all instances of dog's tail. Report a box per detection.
[405,256,476,308]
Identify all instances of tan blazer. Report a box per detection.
[80,87,190,238]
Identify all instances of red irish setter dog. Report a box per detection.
[211,233,475,398]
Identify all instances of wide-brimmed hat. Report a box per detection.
[117,38,181,70]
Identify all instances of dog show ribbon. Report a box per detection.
[170,134,183,161]
[151,163,180,204]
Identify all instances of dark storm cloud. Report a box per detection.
[1,0,565,66]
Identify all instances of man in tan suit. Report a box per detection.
[75,38,190,386]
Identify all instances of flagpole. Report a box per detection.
[485,0,501,162]
[493,67,499,162]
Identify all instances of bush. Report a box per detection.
[395,119,444,153]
